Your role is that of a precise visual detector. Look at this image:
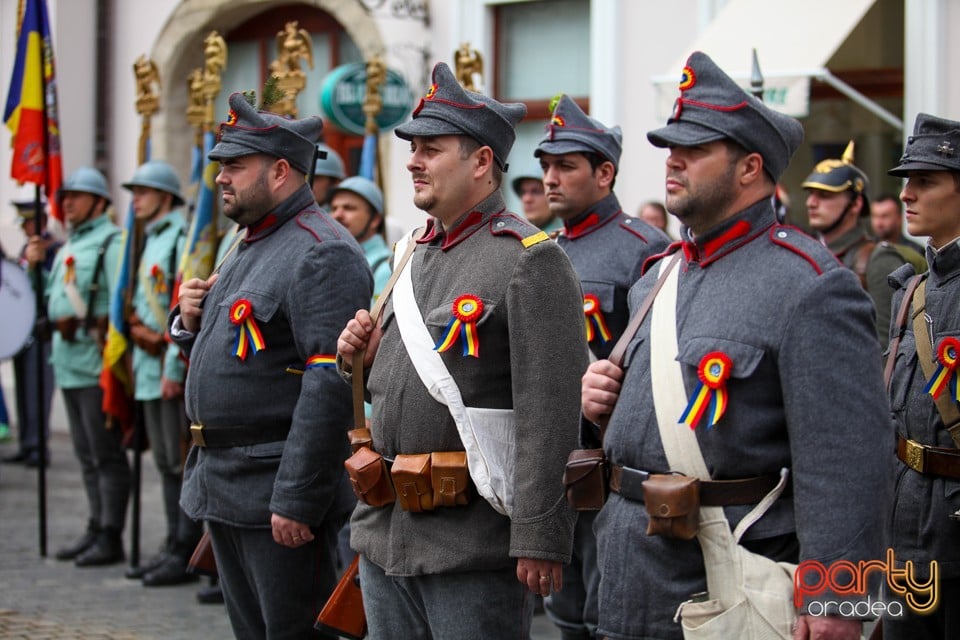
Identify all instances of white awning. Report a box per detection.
[650,0,902,130]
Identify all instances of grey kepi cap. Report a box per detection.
[647,51,803,182]
[395,62,526,171]
[209,92,323,175]
[889,113,960,176]
[535,94,623,171]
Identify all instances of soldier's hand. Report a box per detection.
[516,558,563,596]
[179,274,218,333]
[160,377,183,401]
[792,614,861,640]
[24,236,45,267]
[271,513,314,549]
[337,309,381,371]
[582,359,624,427]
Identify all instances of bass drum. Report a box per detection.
[0,259,37,359]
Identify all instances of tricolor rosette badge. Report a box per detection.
[229,298,265,361]
[679,351,732,429]
[923,336,960,402]
[434,294,484,357]
[64,255,76,283]
[583,293,612,343]
[150,264,167,295]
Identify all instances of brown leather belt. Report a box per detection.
[609,465,785,506]
[190,423,290,448]
[897,435,960,479]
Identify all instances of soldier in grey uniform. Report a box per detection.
[803,144,908,348]
[171,93,371,638]
[534,94,669,640]
[582,51,890,640]
[884,113,960,639]
[337,62,588,640]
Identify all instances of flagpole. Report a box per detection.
[126,54,160,573]
[33,181,48,556]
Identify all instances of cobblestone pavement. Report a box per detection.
[0,367,561,639]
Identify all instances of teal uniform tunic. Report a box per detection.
[132,210,186,400]
[46,215,121,389]
[361,233,392,307]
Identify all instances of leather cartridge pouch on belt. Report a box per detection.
[390,452,472,512]
[563,448,609,511]
[641,473,701,540]
[128,312,167,357]
[344,446,396,508]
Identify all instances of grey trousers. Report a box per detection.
[61,386,130,530]
[208,519,341,640]
[141,397,200,549]
[359,555,535,640]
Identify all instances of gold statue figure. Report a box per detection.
[268,21,314,117]
[133,54,160,117]
[454,42,483,92]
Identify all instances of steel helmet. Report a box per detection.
[333,176,384,215]
[122,160,186,207]
[58,167,111,204]
[510,164,544,197]
[314,143,346,179]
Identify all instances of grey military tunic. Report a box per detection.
[596,199,891,639]
[557,192,670,361]
[887,241,960,580]
[176,186,372,528]
[351,190,589,576]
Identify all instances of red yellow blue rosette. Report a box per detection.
[923,337,960,402]
[679,351,732,430]
[306,354,336,370]
[583,293,612,343]
[435,294,483,357]
[229,298,265,361]
[150,264,168,295]
[64,255,75,283]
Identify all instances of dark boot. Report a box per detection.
[142,553,198,587]
[75,527,125,567]
[196,578,224,605]
[55,521,100,561]
[125,537,173,580]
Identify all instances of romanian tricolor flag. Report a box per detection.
[99,199,138,435]
[3,0,63,222]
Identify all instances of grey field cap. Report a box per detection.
[535,94,623,171]
[647,51,804,182]
[395,62,527,171]
[209,92,323,175]
[888,113,960,177]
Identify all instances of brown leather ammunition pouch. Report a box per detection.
[348,428,373,454]
[562,448,609,511]
[391,453,434,513]
[54,316,79,341]
[430,451,471,508]
[642,473,701,540]
[344,446,396,507]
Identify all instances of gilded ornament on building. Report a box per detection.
[454,43,483,91]
[268,21,314,117]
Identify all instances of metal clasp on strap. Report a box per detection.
[903,438,924,473]
[190,424,206,448]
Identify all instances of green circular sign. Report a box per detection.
[320,63,413,135]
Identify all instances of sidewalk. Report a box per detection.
[0,364,562,639]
